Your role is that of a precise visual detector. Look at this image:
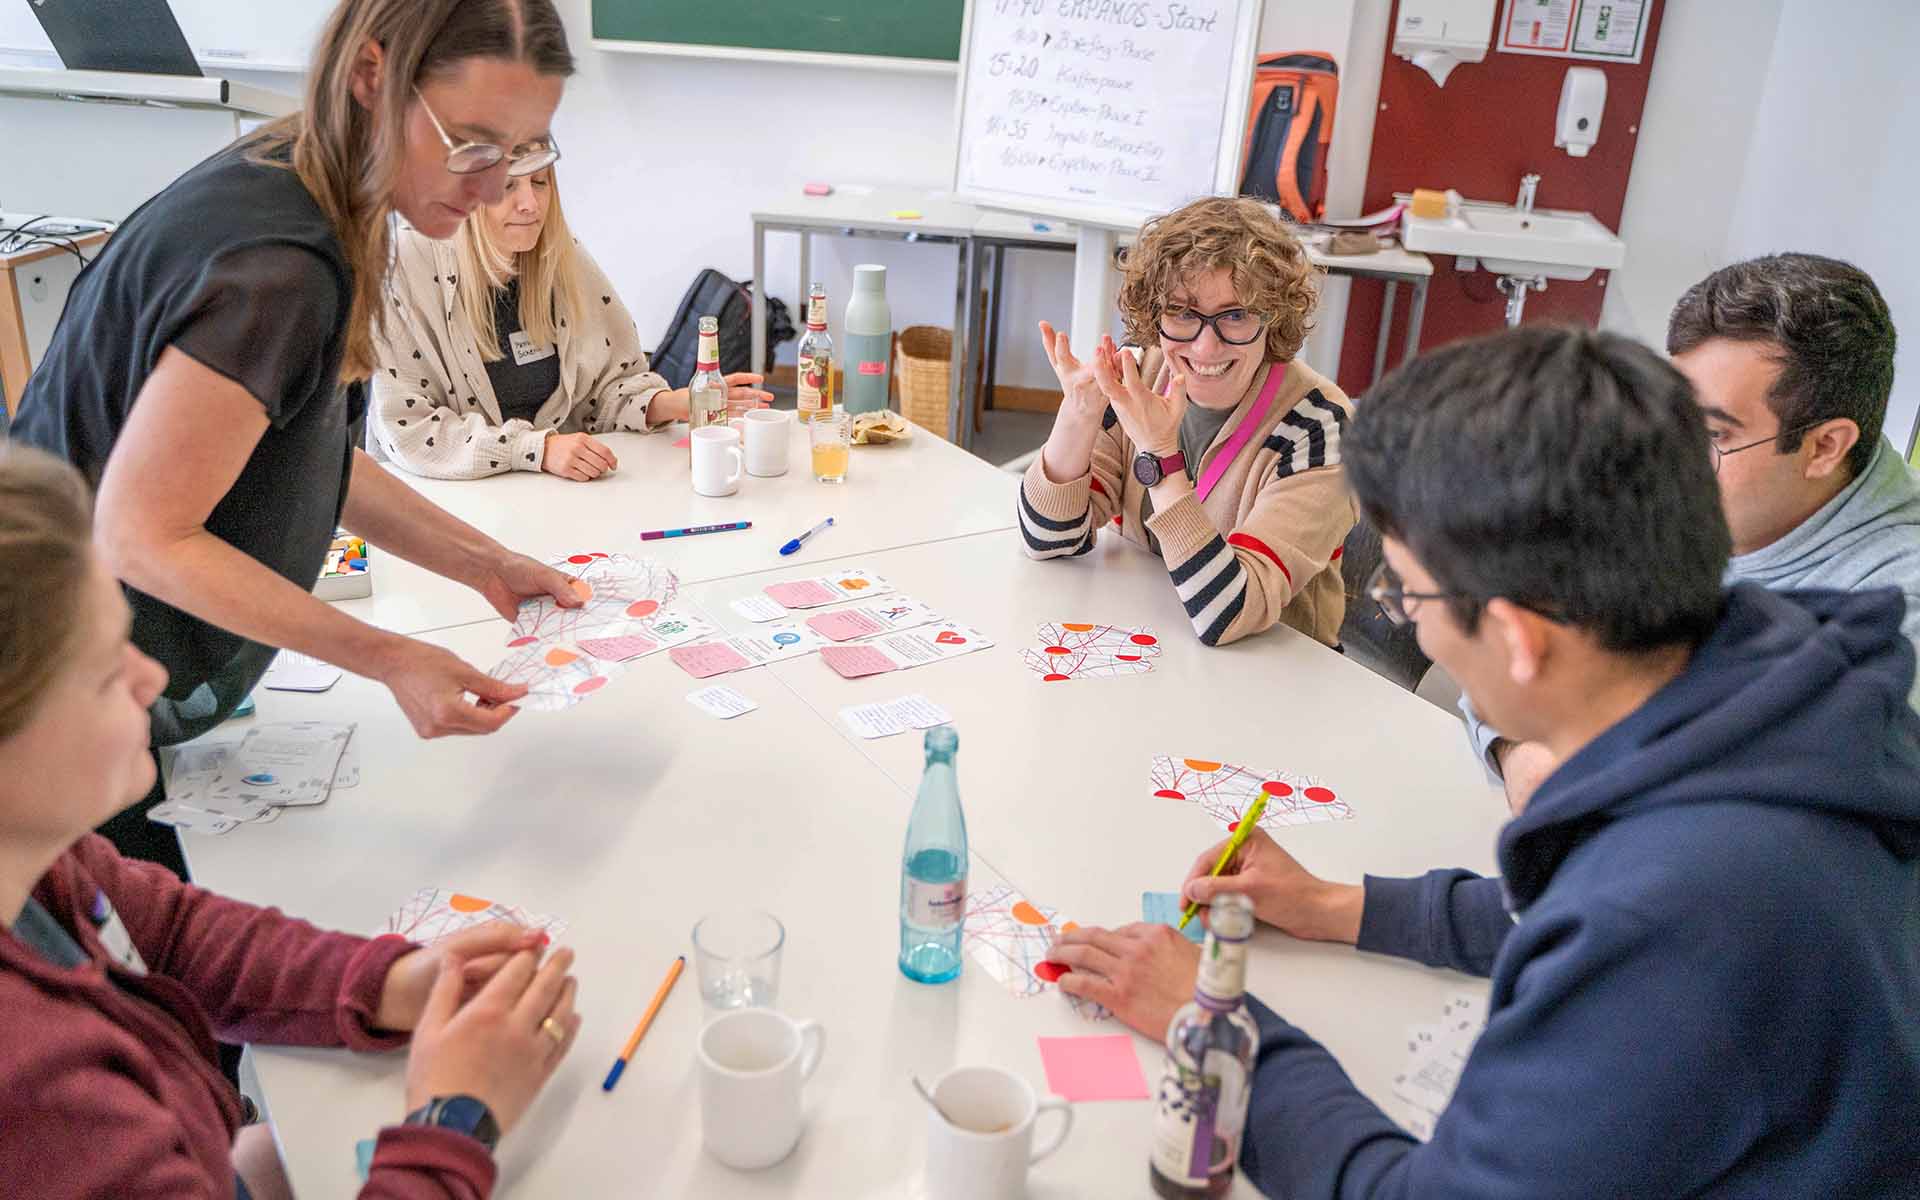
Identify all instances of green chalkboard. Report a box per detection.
[591,0,964,66]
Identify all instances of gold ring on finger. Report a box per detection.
[540,1016,566,1046]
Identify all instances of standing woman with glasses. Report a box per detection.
[1017,196,1358,647]
[369,152,770,482]
[10,0,589,875]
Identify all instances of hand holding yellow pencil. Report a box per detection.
[1178,790,1269,931]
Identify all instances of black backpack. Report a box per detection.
[651,269,795,388]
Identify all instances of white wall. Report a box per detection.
[1605,0,1920,452]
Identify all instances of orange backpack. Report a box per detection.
[1238,52,1339,223]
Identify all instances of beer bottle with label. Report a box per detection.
[898,726,967,983]
[1149,892,1260,1197]
[795,283,834,422]
[687,315,727,460]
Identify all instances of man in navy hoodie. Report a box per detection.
[1052,326,1920,1197]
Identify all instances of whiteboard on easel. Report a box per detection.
[951,0,1265,231]
[0,1,330,73]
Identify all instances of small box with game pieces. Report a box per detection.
[314,528,371,601]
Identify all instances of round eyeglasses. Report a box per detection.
[1159,305,1265,346]
[414,87,561,178]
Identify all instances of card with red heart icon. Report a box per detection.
[817,623,994,680]
[744,568,895,619]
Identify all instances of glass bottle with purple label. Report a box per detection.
[1149,892,1259,1197]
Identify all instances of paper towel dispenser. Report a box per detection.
[1393,0,1496,87]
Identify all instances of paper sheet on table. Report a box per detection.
[685,685,759,719]
[1036,1035,1150,1102]
[217,723,354,807]
[261,650,343,692]
[743,568,894,619]
[837,694,953,739]
[806,598,938,642]
[1391,991,1487,1140]
[818,624,993,680]
[1149,755,1354,831]
[1023,622,1162,681]
[668,623,826,679]
[1142,891,1206,944]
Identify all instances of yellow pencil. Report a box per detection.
[602,955,684,1092]
[1178,790,1270,930]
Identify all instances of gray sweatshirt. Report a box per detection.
[1463,437,1920,767]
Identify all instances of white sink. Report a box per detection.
[1402,203,1625,281]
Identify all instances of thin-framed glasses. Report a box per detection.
[1159,304,1265,345]
[1709,420,1824,473]
[414,87,560,177]
[1367,561,1472,627]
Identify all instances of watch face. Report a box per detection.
[1133,453,1161,487]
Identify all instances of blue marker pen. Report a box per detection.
[779,517,835,557]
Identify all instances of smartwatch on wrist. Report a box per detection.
[1132,449,1186,487]
[403,1095,500,1153]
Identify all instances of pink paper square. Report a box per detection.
[807,609,887,642]
[577,634,661,662]
[668,642,752,679]
[1036,1035,1151,1102]
[766,579,841,609]
[818,644,900,679]
[672,436,691,449]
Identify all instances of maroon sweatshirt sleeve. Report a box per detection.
[73,834,414,1048]
[362,1127,500,1200]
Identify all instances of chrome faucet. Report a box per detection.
[1516,173,1541,213]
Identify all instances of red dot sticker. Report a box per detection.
[591,552,609,559]
[1116,653,1141,662]
[1130,633,1158,646]
[507,636,536,647]
[1227,820,1241,833]
[1263,781,1293,797]
[1305,786,1337,804]
[573,676,609,696]
[1034,961,1069,983]
[1044,645,1070,656]
[1154,788,1187,801]
[566,554,593,564]
[1043,673,1071,682]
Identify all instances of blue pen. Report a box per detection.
[779,517,835,556]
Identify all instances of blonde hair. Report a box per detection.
[1117,196,1321,363]
[244,0,574,383]
[0,446,96,742]
[455,168,585,361]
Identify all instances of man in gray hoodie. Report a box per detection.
[1471,253,1920,807]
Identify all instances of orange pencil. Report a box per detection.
[602,955,684,1092]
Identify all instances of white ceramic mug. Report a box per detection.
[691,425,744,497]
[698,1008,826,1170]
[924,1066,1073,1200]
[731,407,791,477]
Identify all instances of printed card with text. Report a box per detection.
[741,568,895,619]
[1149,755,1355,831]
[668,623,827,680]
[805,597,938,642]
[818,623,993,680]
[1392,991,1488,1140]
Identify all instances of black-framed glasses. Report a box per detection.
[1159,304,1265,345]
[1708,420,1824,473]
[1367,562,1471,627]
[414,87,561,178]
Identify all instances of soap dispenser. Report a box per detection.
[1555,67,1607,157]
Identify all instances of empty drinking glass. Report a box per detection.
[693,910,786,1010]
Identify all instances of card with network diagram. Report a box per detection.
[509,552,680,645]
[1149,755,1354,832]
[1024,622,1162,681]
[380,887,567,944]
[488,640,623,711]
[963,864,1110,1021]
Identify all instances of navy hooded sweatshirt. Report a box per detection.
[1237,583,1920,1198]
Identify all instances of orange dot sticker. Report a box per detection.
[448,893,492,913]
[544,648,579,667]
[1061,921,1081,934]
[839,578,870,591]
[569,579,594,603]
[1183,759,1222,772]
[626,599,660,619]
[1011,901,1049,926]
[573,676,609,696]
[1062,622,1095,632]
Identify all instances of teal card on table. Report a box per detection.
[1143,891,1206,943]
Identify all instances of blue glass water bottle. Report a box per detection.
[899,726,968,983]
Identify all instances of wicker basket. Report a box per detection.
[895,325,953,440]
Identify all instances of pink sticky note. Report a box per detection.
[807,609,887,642]
[818,644,900,680]
[578,634,660,662]
[766,579,841,609]
[1036,1035,1151,1102]
[669,642,752,680]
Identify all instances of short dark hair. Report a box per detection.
[1666,253,1896,478]
[1345,327,1730,653]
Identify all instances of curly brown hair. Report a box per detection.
[1117,196,1320,363]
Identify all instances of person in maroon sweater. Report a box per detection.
[0,445,582,1198]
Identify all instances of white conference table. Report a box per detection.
[183,430,1505,1197]
[339,422,1015,637]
